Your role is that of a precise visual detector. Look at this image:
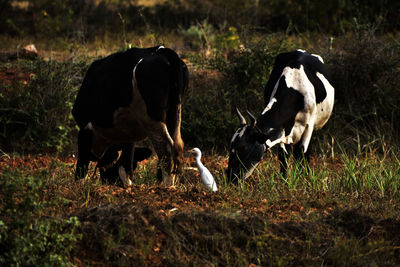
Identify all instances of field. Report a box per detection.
[1,145,400,265]
[1,0,400,266]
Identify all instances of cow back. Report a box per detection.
[72,46,162,129]
[264,50,332,106]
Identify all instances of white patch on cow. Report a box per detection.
[133,58,143,79]
[312,53,324,63]
[238,127,246,138]
[300,118,316,153]
[132,58,144,91]
[267,77,281,106]
[266,138,280,148]
[230,126,248,154]
[276,66,334,153]
[156,45,165,51]
[261,97,277,115]
[265,64,320,152]
[289,110,316,153]
[84,122,94,131]
[231,126,247,143]
[297,49,324,63]
[265,129,285,148]
[314,72,335,129]
[283,65,316,108]
[280,142,288,154]
[118,166,132,188]
[265,128,287,148]
[264,58,317,113]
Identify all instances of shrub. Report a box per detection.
[180,20,216,50]
[325,22,400,150]
[0,59,88,154]
[208,36,293,110]
[183,35,294,150]
[0,169,81,266]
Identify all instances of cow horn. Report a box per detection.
[235,107,247,125]
[246,110,256,127]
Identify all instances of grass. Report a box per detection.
[1,141,400,265]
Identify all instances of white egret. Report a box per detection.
[189,148,218,192]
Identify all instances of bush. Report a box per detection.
[183,35,294,150]
[180,20,216,50]
[0,169,81,266]
[208,36,293,110]
[325,22,400,150]
[0,59,88,154]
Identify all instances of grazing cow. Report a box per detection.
[72,46,188,186]
[227,49,334,182]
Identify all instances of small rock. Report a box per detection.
[20,44,38,59]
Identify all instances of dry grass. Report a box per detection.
[1,150,400,265]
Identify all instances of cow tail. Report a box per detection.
[157,48,187,104]
[156,48,187,127]
[157,48,188,173]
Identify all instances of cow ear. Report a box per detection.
[246,110,256,128]
[256,133,268,144]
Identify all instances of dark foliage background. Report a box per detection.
[0,0,399,154]
[1,0,399,38]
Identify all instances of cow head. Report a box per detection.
[226,108,267,183]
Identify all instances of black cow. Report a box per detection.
[72,46,188,186]
[227,49,334,182]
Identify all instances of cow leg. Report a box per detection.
[101,143,135,188]
[278,143,289,178]
[146,122,175,186]
[117,143,135,188]
[293,121,314,173]
[167,104,184,175]
[98,145,121,184]
[293,142,310,160]
[75,129,93,180]
[98,145,152,187]
[293,141,311,172]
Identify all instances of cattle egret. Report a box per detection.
[189,148,218,192]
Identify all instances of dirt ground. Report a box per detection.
[2,154,400,266]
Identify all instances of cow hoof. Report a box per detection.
[118,166,132,188]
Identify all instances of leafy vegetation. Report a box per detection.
[0,148,399,265]
[0,0,400,265]
[0,167,81,266]
[325,23,400,151]
[2,0,399,39]
[0,59,88,153]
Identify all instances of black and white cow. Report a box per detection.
[227,49,334,182]
[72,46,188,186]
